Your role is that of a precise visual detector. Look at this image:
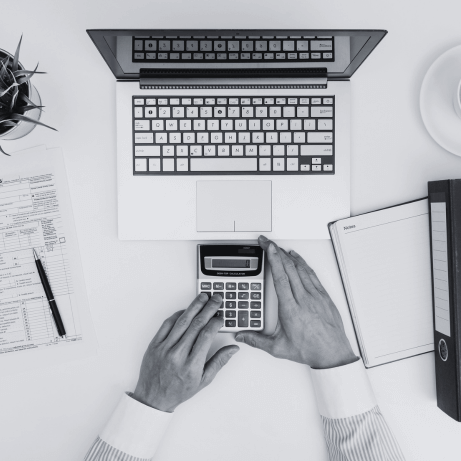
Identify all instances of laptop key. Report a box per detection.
[311,40,333,51]
[191,158,257,171]
[162,159,175,171]
[308,132,333,143]
[311,106,333,117]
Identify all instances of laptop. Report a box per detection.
[87,29,387,240]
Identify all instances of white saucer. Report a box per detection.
[420,44,461,156]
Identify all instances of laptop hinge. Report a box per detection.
[139,68,327,89]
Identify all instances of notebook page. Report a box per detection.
[335,199,434,367]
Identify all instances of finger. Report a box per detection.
[176,294,223,353]
[277,248,309,303]
[258,237,294,305]
[152,310,185,343]
[234,331,275,354]
[166,293,209,345]
[289,250,326,294]
[201,345,239,387]
[189,315,224,363]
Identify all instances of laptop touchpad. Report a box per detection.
[197,180,272,232]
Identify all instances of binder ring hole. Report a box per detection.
[439,339,448,361]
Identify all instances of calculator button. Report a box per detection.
[225,320,236,327]
[215,310,224,318]
[238,301,249,309]
[213,292,224,299]
[250,320,261,327]
[213,282,224,290]
[201,282,212,290]
[250,283,261,290]
[238,283,249,290]
[250,302,261,309]
[250,292,261,300]
[238,311,249,328]
[238,292,249,300]
[226,310,236,318]
[226,301,236,309]
[226,282,236,290]
[250,311,261,318]
[201,292,211,298]
[226,292,236,299]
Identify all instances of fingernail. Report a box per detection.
[199,293,208,301]
[235,334,243,342]
[269,243,277,253]
[290,250,298,256]
[259,235,268,241]
[212,294,222,302]
[229,348,239,356]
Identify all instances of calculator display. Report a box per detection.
[201,248,262,276]
[212,259,251,268]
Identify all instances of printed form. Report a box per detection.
[0,147,96,373]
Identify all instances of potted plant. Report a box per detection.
[0,36,56,155]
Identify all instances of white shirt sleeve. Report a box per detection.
[84,393,173,461]
[310,359,406,460]
[310,358,377,419]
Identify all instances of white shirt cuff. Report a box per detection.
[99,393,173,459]
[310,358,377,419]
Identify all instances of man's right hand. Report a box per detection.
[235,236,358,370]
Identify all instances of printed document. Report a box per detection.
[0,146,96,374]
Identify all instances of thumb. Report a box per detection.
[202,345,239,387]
[235,331,274,354]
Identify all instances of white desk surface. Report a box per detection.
[2,1,461,459]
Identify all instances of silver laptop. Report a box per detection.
[88,29,386,240]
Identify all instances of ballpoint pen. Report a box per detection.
[33,248,67,338]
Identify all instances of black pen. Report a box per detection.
[33,248,66,337]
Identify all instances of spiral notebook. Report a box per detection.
[329,199,434,367]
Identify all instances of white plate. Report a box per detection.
[420,44,461,156]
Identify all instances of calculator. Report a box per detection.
[197,244,265,332]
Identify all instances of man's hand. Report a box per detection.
[132,293,239,412]
[235,236,358,369]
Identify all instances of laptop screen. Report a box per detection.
[87,30,386,80]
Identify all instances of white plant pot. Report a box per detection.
[0,48,42,141]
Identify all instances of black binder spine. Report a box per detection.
[428,179,461,421]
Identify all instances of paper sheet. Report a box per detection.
[333,199,434,367]
[0,147,96,374]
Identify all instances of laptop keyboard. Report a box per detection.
[132,35,334,63]
[133,96,335,175]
